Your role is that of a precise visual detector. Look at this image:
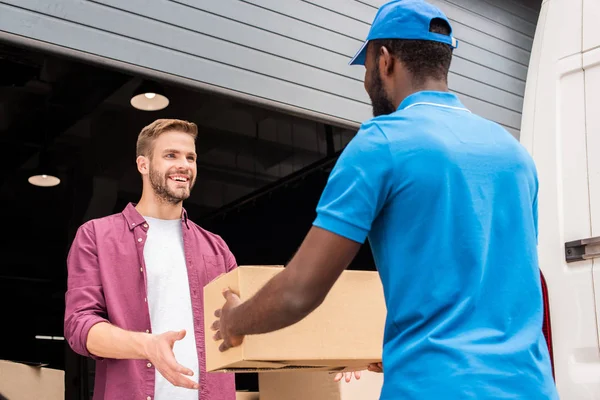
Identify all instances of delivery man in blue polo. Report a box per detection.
[211,0,559,398]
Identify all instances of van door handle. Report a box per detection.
[565,236,600,263]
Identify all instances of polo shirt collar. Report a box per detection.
[397,90,470,112]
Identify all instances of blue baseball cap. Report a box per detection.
[349,0,458,66]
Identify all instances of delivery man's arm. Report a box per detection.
[213,226,361,347]
[212,122,393,354]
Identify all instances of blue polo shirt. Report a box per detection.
[313,91,558,399]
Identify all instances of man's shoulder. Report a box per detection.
[186,219,231,251]
[77,211,127,234]
[359,113,409,135]
[358,111,438,144]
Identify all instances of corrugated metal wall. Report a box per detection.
[0,0,539,136]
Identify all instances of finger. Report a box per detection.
[162,372,177,387]
[333,372,343,382]
[168,329,186,342]
[213,330,222,341]
[222,288,231,300]
[214,308,221,318]
[163,351,194,377]
[171,362,194,377]
[211,319,220,331]
[354,371,362,380]
[219,340,230,352]
[159,368,198,390]
[345,372,352,383]
[367,363,383,373]
[222,288,240,301]
[173,374,200,390]
[175,358,194,376]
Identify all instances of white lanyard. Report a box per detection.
[403,101,472,113]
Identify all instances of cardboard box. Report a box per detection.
[0,360,64,400]
[259,370,383,400]
[236,391,259,400]
[204,266,386,373]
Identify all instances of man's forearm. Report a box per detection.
[87,322,151,360]
[228,268,322,337]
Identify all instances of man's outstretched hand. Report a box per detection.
[143,329,199,390]
[211,288,244,352]
[333,363,383,383]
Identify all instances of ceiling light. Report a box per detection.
[130,80,169,111]
[28,174,60,187]
[35,335,64,341]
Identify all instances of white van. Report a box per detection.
[520,0,600,398]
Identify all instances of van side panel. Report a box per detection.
[520,0,600,398]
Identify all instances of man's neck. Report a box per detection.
[135,192,183,220]
[393,79,449,109]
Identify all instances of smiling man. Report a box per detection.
[65,119,237,400]
[211,1,558,399]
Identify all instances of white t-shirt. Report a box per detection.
[143,217,198,400]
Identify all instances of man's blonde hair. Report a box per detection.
[136,118,198,158]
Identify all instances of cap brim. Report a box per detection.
[348,40,369,66]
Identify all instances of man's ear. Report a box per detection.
[136,155,149,175]
[379,45,395,76]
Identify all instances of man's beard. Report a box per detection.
[368,63,396,117]
[149,166,194,205]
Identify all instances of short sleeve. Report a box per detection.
[532,174,539,245]
[313,122,393,244]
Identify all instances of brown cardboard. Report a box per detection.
[258,370,383,400]
[236,391,260,400]
[0,360,64,400]
[204,266,386,373]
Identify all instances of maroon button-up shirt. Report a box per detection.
[64,203,236,400]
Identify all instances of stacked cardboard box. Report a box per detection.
[0,360,64,400]
[259,370,383,400]
[236,391,260,400]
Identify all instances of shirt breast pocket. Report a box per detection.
[202,254,226,285]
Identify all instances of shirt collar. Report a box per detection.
[122,202,190,230]
[397,90,469,112]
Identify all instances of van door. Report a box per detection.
[582,1,600,346]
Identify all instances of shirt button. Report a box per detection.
[147,362,152,368]
[138,238,143,242]
[143,223,148,228]
[144,297,147,302]
[147,396,151,400]
[140,267,143,272]
[146,329,150,333]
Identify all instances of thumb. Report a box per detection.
[222,288,237,301]
[169,329,186,342]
